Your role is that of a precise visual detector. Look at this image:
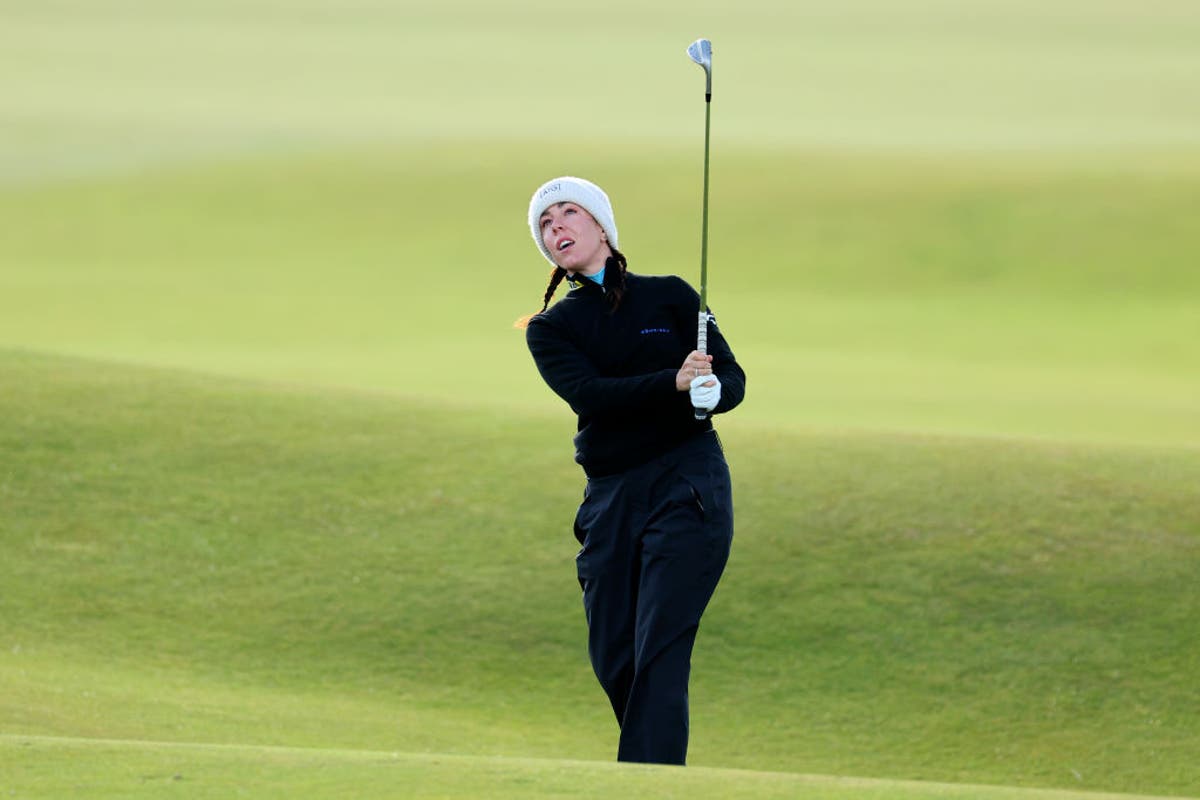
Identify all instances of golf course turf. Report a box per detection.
[2,1,1198,797]
[2,349,1197,796]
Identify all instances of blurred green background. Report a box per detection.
[3,0,1198,446]
[3,2,1200,798]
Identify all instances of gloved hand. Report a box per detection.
[690,373,722,412]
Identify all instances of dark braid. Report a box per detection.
[603,248,629,312]
[513,250,628,329]
[542,266,567,311]
[514,266,567,329]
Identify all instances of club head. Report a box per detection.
[686,38,712,73]
[687,38,712,97]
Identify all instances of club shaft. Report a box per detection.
[699,97,711,318]
[694,96,712,421]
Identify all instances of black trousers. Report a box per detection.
[573,431,734,765]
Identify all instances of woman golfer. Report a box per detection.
[518,176,746,765]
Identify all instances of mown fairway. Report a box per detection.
[2,351,1198,797]
[2,0,1199,798]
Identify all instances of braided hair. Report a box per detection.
[513,248,629,329]
[602,248,629,310]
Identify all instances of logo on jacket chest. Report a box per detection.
[640,327,672,335]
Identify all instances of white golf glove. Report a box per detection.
[689,373,722,412]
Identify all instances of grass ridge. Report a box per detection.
[4,348,1198,796]
[4,735,1197,800]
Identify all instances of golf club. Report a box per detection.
[687,37,713,420]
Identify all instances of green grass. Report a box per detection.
[2,0,1199,796]
[2,144,1198,448]
[3,736,1194,800]
[2,350,1198,796]
[3,0,1199,178]
[2,1,1199,448]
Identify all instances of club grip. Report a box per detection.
[694,310,709,421]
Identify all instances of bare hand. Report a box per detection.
[676,350,714,391]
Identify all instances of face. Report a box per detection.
[539,202,611,274]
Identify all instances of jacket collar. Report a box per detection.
[566,272,605,293]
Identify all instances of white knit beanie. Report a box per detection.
[527,176,619,265]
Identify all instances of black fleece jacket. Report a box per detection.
[525,270,746,477]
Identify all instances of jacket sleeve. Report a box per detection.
[526,317,679,415]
